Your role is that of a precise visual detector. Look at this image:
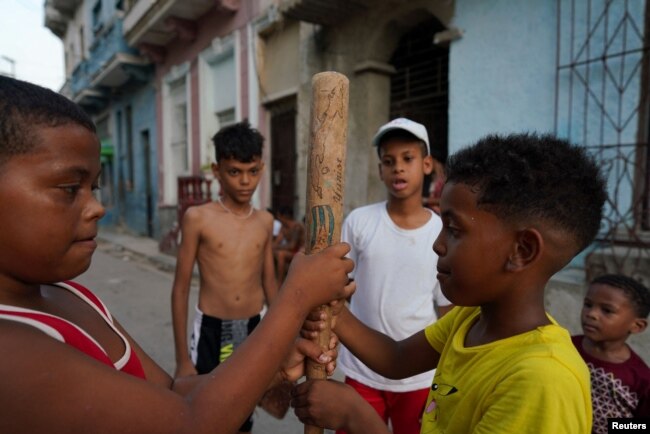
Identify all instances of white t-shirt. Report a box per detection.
[339,201,450,392]
[272,219,282,237]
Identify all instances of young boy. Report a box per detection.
[294,133,607,434]
[425,151,446,215]
[0,76,354,433]
[171,121,279,432]
[273,205,305,284]
[572,274,650,432]
[336,118,452,434]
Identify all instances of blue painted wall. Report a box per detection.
[71,6,138,96]
[448,0,557,152]
[112,83,159,237]
[69,0,159,237]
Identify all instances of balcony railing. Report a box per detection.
[123,0,227,47]
[67,18,149,110]
[159,175,218,254]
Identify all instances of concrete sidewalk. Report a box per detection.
[97,227,184,275]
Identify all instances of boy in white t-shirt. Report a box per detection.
[337,118,453,434]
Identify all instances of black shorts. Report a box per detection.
[190,309,261,432]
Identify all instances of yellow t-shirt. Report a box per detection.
[422,307,592,434]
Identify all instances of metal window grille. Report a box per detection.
[390,17,449,200]
[390,17,449,163]
[555,0,650,281]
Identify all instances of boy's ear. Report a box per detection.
[422,155,434,176]
[630,317,648,335]
[506,228,543,272]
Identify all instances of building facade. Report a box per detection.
[259,0,648,280]
[46,0,649,355]
[122,0,271,237]
[260,0,650,356]
[46,0,158,237]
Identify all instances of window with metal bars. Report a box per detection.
[390,17,449,198]
[555,0,649,278]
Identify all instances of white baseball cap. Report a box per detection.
[372,117,430,156]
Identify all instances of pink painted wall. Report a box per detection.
[239,26,249,120]
[190,59,200,174]
[155,0,255,191]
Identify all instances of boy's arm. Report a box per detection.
[262,217,278,303]
[292,379,391,433]
[333,306,440,379]
[171,208,201,378]
[287,224,303,251]
[272,230,285,250]
[0,244,355,434]
[169,335,339,397]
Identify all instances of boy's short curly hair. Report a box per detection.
[591,274,650,318]
[446,133,607,252]
[212,120,264,163]
[0,76,96,166]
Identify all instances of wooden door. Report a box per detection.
[270,100,297,213]
[390,17,449,197]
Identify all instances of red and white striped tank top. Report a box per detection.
[0,281,146,379]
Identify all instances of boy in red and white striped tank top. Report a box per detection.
[0,75,355,434]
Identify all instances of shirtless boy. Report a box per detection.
[273,206,305,283]
[171,121,278,433]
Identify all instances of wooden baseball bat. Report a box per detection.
[303,71,349,434]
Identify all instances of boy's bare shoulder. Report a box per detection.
[0,317,62,355]
[245,208,274,234]
[183,202,224,224]
[187,200,221,214]
[255,208,274,225]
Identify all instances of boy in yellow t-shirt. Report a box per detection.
[293,133,606,434]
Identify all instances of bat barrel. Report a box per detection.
[303,71,349,434]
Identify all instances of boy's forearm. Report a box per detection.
[186,287,308,424]
[170,241,199,367]
[264,278,278,304]
[263,229,279,303]
[171,282,192,365]
[344,400,392,434]
[184,244,352,432]
[337,307,441,378]
[263,264,279,305]
[335,307,409,379]
[335,307,399,378]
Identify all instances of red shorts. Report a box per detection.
[336,377,429,434]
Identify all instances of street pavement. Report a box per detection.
[74,228,336,434]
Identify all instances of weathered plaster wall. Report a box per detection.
[448,0,557,152]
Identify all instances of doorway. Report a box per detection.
[390,17,449,196]
[269,98,297,215]
[141,129,154,237]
